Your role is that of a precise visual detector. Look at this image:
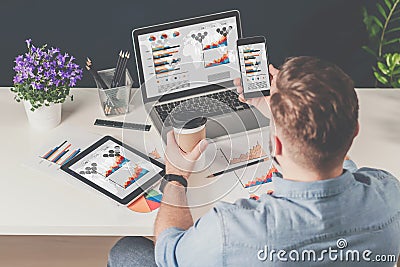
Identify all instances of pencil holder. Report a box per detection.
[96,68,133,116]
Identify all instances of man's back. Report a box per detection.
[155,161,400,266]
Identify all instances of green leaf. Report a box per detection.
[385,0,393,9]
[385,53,393,67]
[378,61,390,74]
[371,15,384,29]
[377,3,387,19]
[391,53,398,68]
[387,27,400,34]
[374,71,389,84]
[362,45,377,57]
[392,78,400,88]
[393,53,400,65]
[383,37,400,45]
[392,16,400,23]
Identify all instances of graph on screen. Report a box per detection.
[229,142,267,165]
[150,33,182,76]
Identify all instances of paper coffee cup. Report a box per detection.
[171,111,207,153]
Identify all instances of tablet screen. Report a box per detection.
[63,137,164,203]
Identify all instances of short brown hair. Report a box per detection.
[270,56,359,170]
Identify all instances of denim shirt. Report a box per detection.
[155,160,400,266]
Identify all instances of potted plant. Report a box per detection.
[11,39,83,130]
[362,0,400,88]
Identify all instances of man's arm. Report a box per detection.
[154,181,192,241]
[154,131,207,241]
[153,131,224,267]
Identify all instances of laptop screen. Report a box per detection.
[136,14,240,100]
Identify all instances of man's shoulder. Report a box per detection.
[352,167,400,187]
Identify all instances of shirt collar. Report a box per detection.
[272,170,356,198]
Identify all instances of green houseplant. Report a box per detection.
[362,0,400,87]
[11,39,82,130]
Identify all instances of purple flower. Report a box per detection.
[12,39,83,91]
[25,39,32,47]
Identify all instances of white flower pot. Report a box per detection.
[23,101,62,130]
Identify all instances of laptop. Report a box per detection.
[132,10,268,140]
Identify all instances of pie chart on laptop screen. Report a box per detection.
[128,189,162,213]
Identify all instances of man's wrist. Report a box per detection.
[166,170,189,180]
[168,181,186,189]
[160,174,188,193]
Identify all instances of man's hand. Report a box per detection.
[164,131,208,179]
[234,64,279,118]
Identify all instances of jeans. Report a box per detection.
[108,237,156,267]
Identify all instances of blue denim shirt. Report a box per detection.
[155,160,400,266]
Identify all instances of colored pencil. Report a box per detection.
[51,144,71,162]
[54,150,69,163]
[42,140,67,159]
[60,149,81,165]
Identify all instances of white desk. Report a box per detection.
[0,88,399,236]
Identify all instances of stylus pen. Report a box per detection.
[206,157,268,178]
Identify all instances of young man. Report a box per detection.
[108,57,400,266]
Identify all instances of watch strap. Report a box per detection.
[159,174,187,193]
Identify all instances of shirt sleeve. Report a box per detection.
[155,207,223,267]
[343,159,358,172]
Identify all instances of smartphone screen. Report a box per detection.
[237,36,270,98]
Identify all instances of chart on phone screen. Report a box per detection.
[238,42,271,92]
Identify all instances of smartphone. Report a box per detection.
[237,36,271,98]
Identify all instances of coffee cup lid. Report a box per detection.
[171,111,207,129]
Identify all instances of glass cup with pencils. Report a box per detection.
[86,51,133,116]
[96,68,133,116]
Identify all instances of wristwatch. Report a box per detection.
[159,174,188,193]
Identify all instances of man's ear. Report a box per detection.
[354,121,360,138]
[274,135,283,156]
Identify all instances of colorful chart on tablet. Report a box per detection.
[69,140,162,199]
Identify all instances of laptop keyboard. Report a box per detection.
[154,90,250,123]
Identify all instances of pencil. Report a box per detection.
[206,158,267,178]
[111,50,123,88]
[116,51,130,87]
[51,144,71,163]
[113,51,127,88]
[42,140,67,159]
[60,149,81,165]
[86,58,108,89]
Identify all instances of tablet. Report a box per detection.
[61,136,165,205]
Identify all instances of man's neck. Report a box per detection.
[279,159,343,182]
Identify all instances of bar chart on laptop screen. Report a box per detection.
[138,16,239,98]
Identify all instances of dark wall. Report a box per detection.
[0,0,375,87]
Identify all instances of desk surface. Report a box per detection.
[0,88,399,236]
